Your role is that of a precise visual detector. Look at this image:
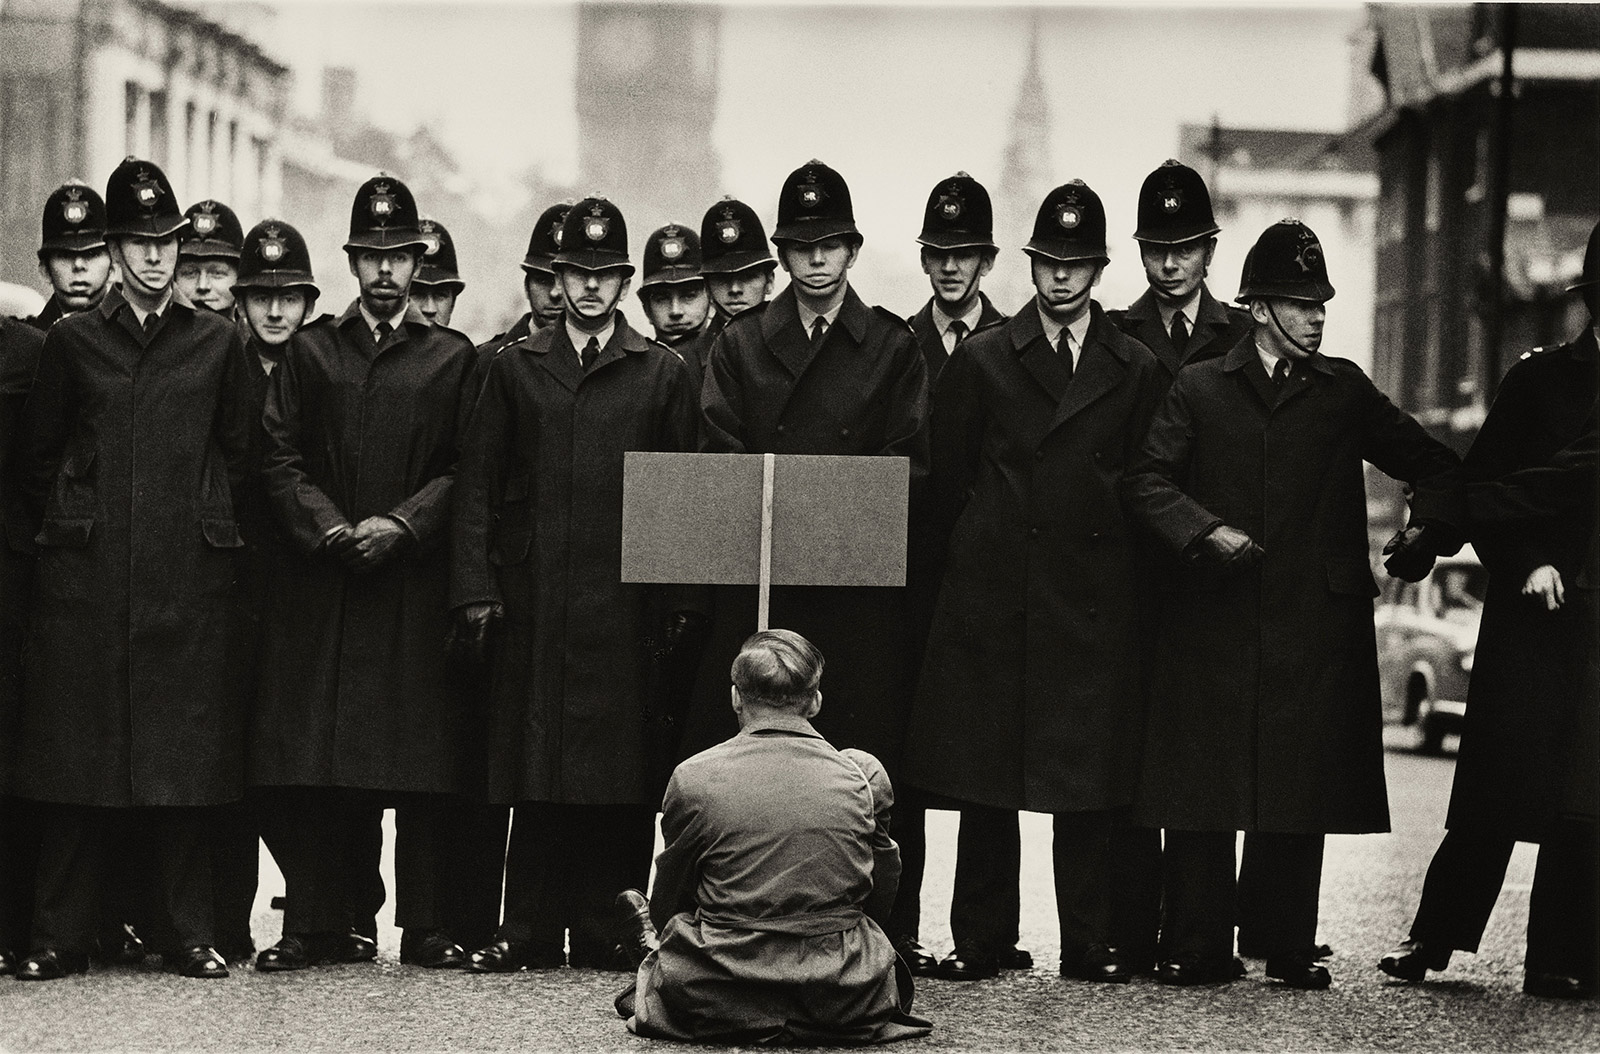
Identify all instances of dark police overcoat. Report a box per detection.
[449,315,699,806]
[251,301,476,794]
[13,287,253,807]
[0,317,44,784]
[901,303,1163,813]
[1121,337,1462,833]
[1445,332,1597,841]
[677,285,929,771]
[1107,286,1251,387]
[909,291,1005,381]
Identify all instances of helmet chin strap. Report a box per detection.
[1264,299,1318,358]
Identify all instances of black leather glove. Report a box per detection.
[1185,524,1265,575]
[340,515,411,573]
[1382,524,1437,583]
[446,601,502,668]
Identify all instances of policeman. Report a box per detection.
[450,196,700,973]
[698,196,777,339]
[25,180,112,331]
[252,174,479,973]
[412,217,465,328]
[477,202,572,364]
[1105,159,1253,974]
[14,157,253,980]
[910,172,1005,379]
[175,199,244,314]
[1122,220,1462,989]
[637,224,714,374]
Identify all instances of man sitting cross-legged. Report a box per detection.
[615,630,932,1045]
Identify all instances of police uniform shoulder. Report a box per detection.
[429,322,476,352]
[971,314,1007,337]
[1104,307,1129,326]
[299,312,337,333]
[872,304,915,334]
[1520,342,1562,361]
[728,301,768,323]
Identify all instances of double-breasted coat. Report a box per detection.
[1121,337,1463,833]
[1108,286,1251,389]
[0,317,44,783]
[13,287,254,807]
[901,303,1163,813]
[677,285,930,770]
[1445,332,1597,841]
[909,291,1005,381]
[251,301,477,794]
[449,315,699,806]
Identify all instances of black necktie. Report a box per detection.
[1272,358,1290,387]
[810,317,829,353]
[374,320,393,346]
[1058,329,1075,381]
[948,319,968,350]
[1170,312,1190,357]
[580,335,600,372]
[141,312,160,339]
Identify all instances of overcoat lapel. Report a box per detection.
[533,325,584,393]
[1049,313,1128,432]
[1010,306,1071,405]
[762,288,815,379]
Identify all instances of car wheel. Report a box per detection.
[1418,709,1447,756]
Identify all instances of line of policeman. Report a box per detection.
[0,150,1593,1004]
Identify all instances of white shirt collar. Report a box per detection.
[933,298,985,340]
[1155,289,1203,334]
[127,290,173,327]
[796,298,843,338]
[1255,339,1290,379]
[358,300,408,341]
[1036,302,1091,364]
[566,317,616,362]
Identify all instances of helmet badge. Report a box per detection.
[370,181,396,221]
[192,203,218,236]
[260,225,287,263]
[419,218,441,255]
[937,189,964,221]
[62,186,88,225]
[1160,189,1183,214]
[132,168,162,209]
[1057,204,1082,230]
[585,202,610,243]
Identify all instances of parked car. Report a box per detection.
[1375,545,1485,754]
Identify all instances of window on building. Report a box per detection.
[207,110,219,193]
[228,120,239,200]
[185,101,198,187]
[124,82,142,156]
[1424,146,1443,234]
[149,91,169,168]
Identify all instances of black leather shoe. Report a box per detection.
[466,937,564,973]
[173,945,229,979]
[615,889,658,968]
[1000,946,1034,970]
[256,935,314,972]
[894,938,940,977]
[400,930,466,969]
[1377,937,1450,982]
[1523,972,1593,999]
[95,923,145,966]
[1240,938,1333,960]
[1155,957,1238,986]
[339,932,378,963]
[16,948,89,981]
[1266,955,1332,990]
[0,947,16,976]
[216,938,255,966]
[1061,944,1132,984]
[936,945,999,981]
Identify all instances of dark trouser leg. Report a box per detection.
[497,803,566,952]
[29,803,104,955]
[1052,810,1114,963]
[949,802,1021,954]
[392,793,450,934]
[887,787,927,945]
[1527,817,1598,981]
[149,808,216,951]
[567,804,656,957]
[98,815,150,947]
[0,795,40,953]
[1235,832,1322,960]
[1160,829,1236,967]
[341,793,386,940]
[443,799,508,952]
[1408,827,1517,953]
[257,787,350,936]
[210,798,259,956]
[1108,824,1163,968]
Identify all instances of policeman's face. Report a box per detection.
[348,248,418,315]
[1139,238,1215,305]
[1249,296,1325,359]
[241,288,311,347]
[523,268,563,328]
[1030,255,1102,325]
[640,280,710,340]
[413,284,458,327]
[110,235,180,298]
[175,257,239,313]
[557,266,630,327]
[920,247,994,310]
[778,237,858,302]
[38,249,112,311]
[706,266,774,317]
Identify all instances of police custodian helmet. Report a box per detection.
[1237,219,1336,303]
[1569,220,1599,293]
[415,217,465,292]
[104,157,185,239]
[700,197,775,274]
[1024,180,1109,264]
[235,219,319,299]
[344,173,428,253]
[523,202,573,275]
[917,172,996,252]
[1134,159,1221,245]
[39,180,107,257]
[639,225,703,291]
[771,160,859,245]
[180,200,244,260]
[553,197,633,274]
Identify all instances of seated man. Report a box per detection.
[616,630,932,1045]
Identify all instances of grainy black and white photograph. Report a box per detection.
[0,0,1596,1050]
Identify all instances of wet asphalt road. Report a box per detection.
[3,730,1597,1052]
